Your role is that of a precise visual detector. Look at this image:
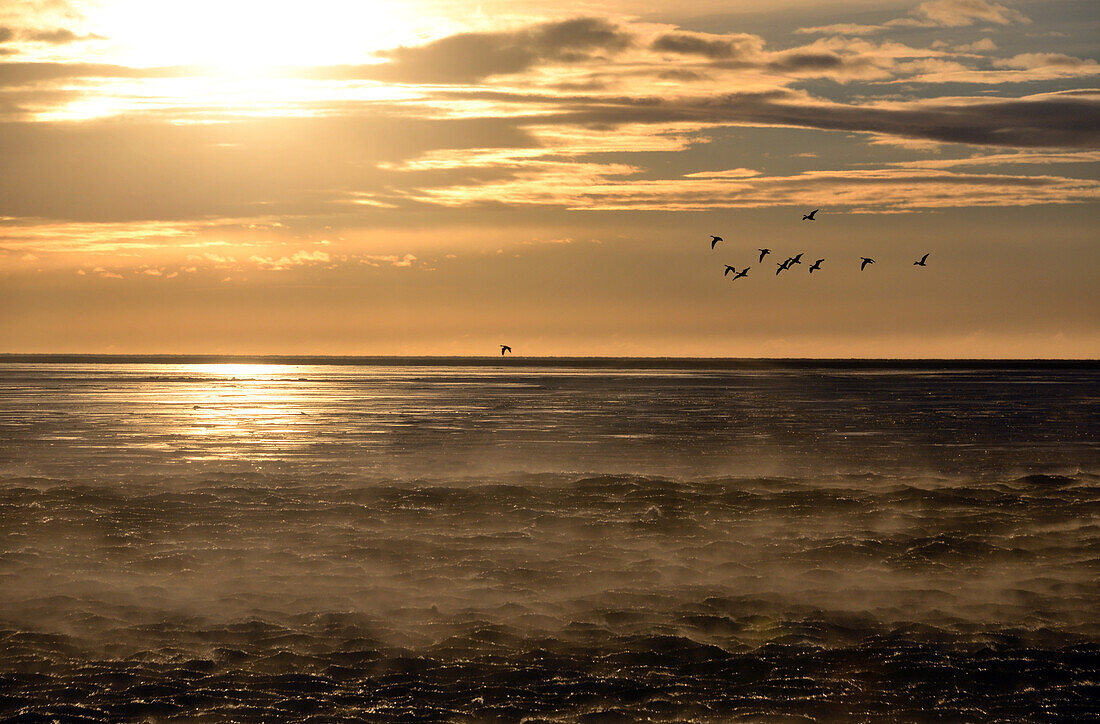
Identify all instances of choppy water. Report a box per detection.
[0,360,1097,722]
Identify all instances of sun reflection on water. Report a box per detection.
[169,364,318,460]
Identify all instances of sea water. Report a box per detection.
[0,360,1096,721]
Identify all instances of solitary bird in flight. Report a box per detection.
[731,267,749,281]
[776,258,793,275]
[500,345,512,355]
[809,259,824,273]
[802,209,819,221]
[860,257,875,271]
[724,265,738,276]
[758,248,771,262]
[914,253,930,267]
[790,253,804,266]
[710,235,723,249]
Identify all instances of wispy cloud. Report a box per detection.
[368,17,632,84]
[401,165,1100,212]
[794,24,884,36]
[890,0,1030,28]
[249,250,332,270]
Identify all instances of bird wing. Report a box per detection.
[810,209,818,218]
[920,253,929,263]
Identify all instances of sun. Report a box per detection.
[89,0,426,75]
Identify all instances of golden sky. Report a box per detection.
[0,0,1097,356]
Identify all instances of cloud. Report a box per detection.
[649,31,762,60]
[897,53,1100,83]
[891,0,1029,28]
[767,51,850,72]
[250,249,331,270]
[955,38,998,53]
[887,150,1100,168]
[370,18,632,84]
[405,164,1100,213]
[994,53,1100,70]
[24,29,104,44]
[455,88,1100,149]
[0,14,1095,229]
[0,114,538,222]
[0,62,200,86]
[794,24,884,36]
[360,253,417,268]
[648,31,885,79]
[0,27,14,43]
[91,266,122,279]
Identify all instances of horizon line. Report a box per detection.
[0,354,1096,368]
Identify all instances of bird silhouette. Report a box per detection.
[790,253,804,265]
[914,253,930,266]
[710,235,723,249]
[809,259,824,273]
[802,209,819,221]
[776,258,793,275]
[758,248,771,262]
[731,267,749,281]
[724,265,737,276]
[500,345,512,355]
[860,257,875,271]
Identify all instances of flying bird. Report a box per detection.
[776,258,793,275]
[731,267,749,281]
[710,235,723,249]
[724,265,737,276]
[802,209,819,221]
[809,259,824,273]
[790,253,804,265]
[860,257,875,271]
[758,248,771,262]
[914,253,930,267]
[500,345,512,355]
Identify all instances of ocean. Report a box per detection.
[0,359,1097,721]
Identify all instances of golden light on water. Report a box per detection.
[195,363,281,377]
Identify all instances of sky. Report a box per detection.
[0,0,1097,357]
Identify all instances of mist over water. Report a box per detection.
[1,361,1097,721]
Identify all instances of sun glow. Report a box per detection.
[88,0,430,74]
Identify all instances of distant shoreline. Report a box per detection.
[0,354,1095,370]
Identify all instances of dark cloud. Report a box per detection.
[656,69,709,82]
[369,18,632,84]
[767,52,846,71]
[651,33,742,60]
[718,93,1100,149]
[26,29,103,44]
[646,31,761,61]
[441,89,1100,149]
[0,27,14,43]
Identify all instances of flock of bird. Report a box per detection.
[711,209,930,281]
[500,209,929,354]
